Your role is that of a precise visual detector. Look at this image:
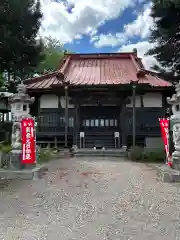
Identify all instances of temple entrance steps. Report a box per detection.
[78,132,121,149]
[73,148,127,158]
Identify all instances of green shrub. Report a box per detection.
[0,145,12,153]
[128,146,143,161]
[142,149,165,163]
[0,144,11,168]
[128,146,165,163]
[38,148,54,164]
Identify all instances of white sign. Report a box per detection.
[114,132,119,138]
[80,132,84,138]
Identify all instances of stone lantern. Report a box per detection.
[8,83,35,169]
[167,81,180,170]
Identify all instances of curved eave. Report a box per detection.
[24,71,66,90]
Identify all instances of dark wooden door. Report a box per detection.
[80,106,119,130]
[79,106,120,148]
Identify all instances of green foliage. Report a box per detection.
[0,0,44,80]
[0,123,12,144]
[38,149,51,163]
[141,150,165,162]
[0,143,11,168]
[0,144,12,153]
[128,146,165,162]
[35,37,65,74]
[151,65,178,83]
[146,0,180,81]
[128,146,144,161]
[0,73,4,88]
[37,147,59,164]
[36,48,64,74]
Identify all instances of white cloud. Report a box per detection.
[92,33,126,48]
[123,3,153,39]
[39,1,156,70]
[92,3,153,48]
[119,41,157,69]
[40,0,135,44]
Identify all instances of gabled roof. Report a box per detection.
[24,52,172,89]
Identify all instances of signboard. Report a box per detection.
[80,132,84,138]
[159,118,171,166]
[21,118,36,164]
[114,132,119,138]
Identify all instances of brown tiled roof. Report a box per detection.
[24,71,64,89]
[24,53,172,89]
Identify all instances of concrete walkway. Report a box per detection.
[0,157,180,240]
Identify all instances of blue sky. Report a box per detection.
[65,4,146,53]
[40,0,156,69]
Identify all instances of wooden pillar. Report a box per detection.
[72,101,76,145]
[132,81,138,147]
[73,102,79,146]
[132,85,136,147]
[64,86,68,148]
[120,102,127,146]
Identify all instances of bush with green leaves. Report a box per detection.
[128,146,144,161]
[37,149,50,163]
[37,147,59,164]
[0,145,12,153]
[128,146,165,163]
[142,150,165,162]
[0,144,12,168]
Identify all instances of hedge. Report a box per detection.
[128,146,165,163]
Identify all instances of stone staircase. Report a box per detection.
[73,148,127,158]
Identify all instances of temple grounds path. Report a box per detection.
[0,157,180,240]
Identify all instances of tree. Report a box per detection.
[152,64,179,83]
[0,73,4,89]
[35,37,65,74]
[146,0,180,82]
[0,0,44,81]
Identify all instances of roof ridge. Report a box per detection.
[65,52,136,56]
[130,54,141,71]
[64,52,137,60]
[59,55,71,74]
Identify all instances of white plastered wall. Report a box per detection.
[39,94,75,109]
[40,94,59,108]
[60,96,74,108]
[126,92,162,107]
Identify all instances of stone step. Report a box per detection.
[73,149,126,158]
[74,153,126,158]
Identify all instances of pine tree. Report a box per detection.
[0,0,44,81]
[146,0,180,82]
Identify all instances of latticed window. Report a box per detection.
[82,119,118,127]
[38,112,74,128]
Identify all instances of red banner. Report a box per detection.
[159,118,171,166]
[21,118,36,164]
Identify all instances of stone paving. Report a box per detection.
[0,157,180,240]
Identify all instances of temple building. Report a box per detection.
[24,51,173,149]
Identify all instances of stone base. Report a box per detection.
[150,164,180,183]
[0,164,48,180]
[172,150,180,171]
[10,150,22,169]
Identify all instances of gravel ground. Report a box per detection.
[0,157,180,240]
